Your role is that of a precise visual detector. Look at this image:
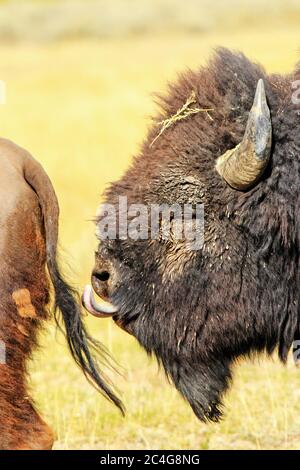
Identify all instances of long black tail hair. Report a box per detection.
[23,151,124,414]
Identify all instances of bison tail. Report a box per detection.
[47,258,125,414]
[23,153,124,414]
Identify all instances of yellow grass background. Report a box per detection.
[1,25,300,449]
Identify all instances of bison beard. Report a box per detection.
[84,48,300,422]
[0,141,123,449]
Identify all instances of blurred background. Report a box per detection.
[1,0,300,450]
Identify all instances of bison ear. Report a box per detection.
[216,79,272,190]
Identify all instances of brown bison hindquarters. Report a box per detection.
[0,139,123,449]
[0,181,54,450]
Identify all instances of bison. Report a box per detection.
[0,139,123,450]
[83,48,300,422]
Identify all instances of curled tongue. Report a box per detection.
[82,284,118,318]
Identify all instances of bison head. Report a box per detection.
[83,49,300,421]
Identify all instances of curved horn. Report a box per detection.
[216,79,272,190]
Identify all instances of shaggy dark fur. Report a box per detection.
[93,49,300,421]
[0,140,123,449]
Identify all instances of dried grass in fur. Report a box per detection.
[150,91,213,147]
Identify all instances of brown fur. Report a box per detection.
[0,138,124,449]
[0,140,53,448]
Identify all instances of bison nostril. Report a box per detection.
[94,270,110,282]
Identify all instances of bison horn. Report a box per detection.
[215,79,272,190]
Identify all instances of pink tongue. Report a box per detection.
[82,285,118,318]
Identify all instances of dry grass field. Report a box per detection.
[1,19,300,449]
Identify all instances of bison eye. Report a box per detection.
[94,271,110,282]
